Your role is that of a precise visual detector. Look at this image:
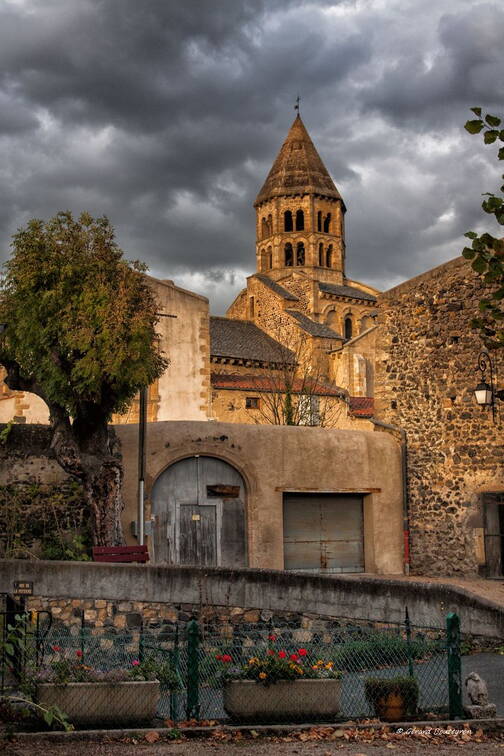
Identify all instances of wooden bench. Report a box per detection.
[92,545,149,563]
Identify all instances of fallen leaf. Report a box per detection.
[145,732,160,744]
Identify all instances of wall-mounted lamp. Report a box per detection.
[474,351,504,422]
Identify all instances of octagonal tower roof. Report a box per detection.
[254,114,344,207]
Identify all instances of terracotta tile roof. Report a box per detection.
[319,282,377,303]
[349,396,374,417]
[211,372,346,397]
[254,274,299,301]
[255,115,343,206]
[286,309,343,339]
[210,317,295,364]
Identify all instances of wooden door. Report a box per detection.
[484,494,504,576]
[151,456,247,567]
[283,493,364,573]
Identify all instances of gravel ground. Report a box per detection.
[3,732,504,756]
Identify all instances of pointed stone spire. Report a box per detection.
[255,115,343,206]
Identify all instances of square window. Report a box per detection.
[245,397,260,409]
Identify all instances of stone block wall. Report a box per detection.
[375,257,504,576]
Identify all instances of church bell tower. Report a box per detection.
[254,114,346,286]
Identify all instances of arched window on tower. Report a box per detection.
[344,316,353,340]
[296,209,304,231]
[267,246,272,270]
[267,214,273,235]
[326,244,333,268]
[318,242,324,266]
[259,249,267,272]
[284,243,293,266]
[323,213,331,233]
[317,211,322,232]
[261,217,268,239]
[284,210,293,232]
[296,242,305,266]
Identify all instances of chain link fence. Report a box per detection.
[1,609,462,731]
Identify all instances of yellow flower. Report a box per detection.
[248,657,259,665]
[312,665,318,670]
[325,662,333,670]
[259,672,267,679]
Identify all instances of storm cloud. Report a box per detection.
[0,0,503,312]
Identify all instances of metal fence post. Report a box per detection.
[446,612,463,719]
[186,618,200,720]
[405,606,414,678]
[170,625,181,722]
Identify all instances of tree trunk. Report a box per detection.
[50,406,125,546]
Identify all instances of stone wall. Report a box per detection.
[375,256,504,576]
[2,561,503,637]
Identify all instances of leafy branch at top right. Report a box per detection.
[462,107,504,349]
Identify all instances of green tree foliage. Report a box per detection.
[462,108,504,348]
[0,212,168,545]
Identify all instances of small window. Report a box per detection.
[267,214,273,235]
[296,242,305,266]
[295,209,304,231]
[318,242,324,266]
[246,397,260,409]
[317,211,322,232]
[249,296,255,318]
[267,247,272,269]
[344,316,353,340]
[323,213,331,233]
[326,244,333,268]
[284,210,293,232]
[285,242,293,266]
[261,217,268,239]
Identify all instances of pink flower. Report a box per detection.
[132,660,140,666]
[298,648,307,656]
[51,645,61,652]
[278,650,287,659]
[215,654,223,661]
[76,650,83,658]
[221,654,232,663]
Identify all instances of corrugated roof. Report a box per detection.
[286,310,343,339]
[255,115,343,206]
[211,372,346,397]
[254,274,299,301]
[349,397,374,417]
[319,282,377,303]
[210,317,295,364]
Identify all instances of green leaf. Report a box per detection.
[485,114,501,127]
[465,119,484,134]
[462,247,475,260]
[464,231,478,239]
[499,147,504,160]
[4,642,14,656]
[492,287,504,300]
[470,107,482,118]
[484,130,499,144]
[44,710,54,726]
[472,257,488,274]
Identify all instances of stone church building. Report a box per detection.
[1,115,503,578]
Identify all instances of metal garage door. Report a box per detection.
[283,493,364,573]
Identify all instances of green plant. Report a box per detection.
[364,676,419,715]
[0,420,13,445]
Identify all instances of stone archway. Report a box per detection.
[151,455,247,567]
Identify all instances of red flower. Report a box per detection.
[298,648,307,656]
[278,650,287,659]
[268,634,277,641]
[267,649,275,656]
[215,655,223,661]
[51,645,61,652]
[290,654,299,662]
[221,654,232,663]
[76,650,83,658]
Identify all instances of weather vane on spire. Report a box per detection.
[294,94,300,113]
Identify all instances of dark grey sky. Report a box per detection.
[1,0,503,313]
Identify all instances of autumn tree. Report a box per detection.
[462,107,504,348]
[0,212,167,546]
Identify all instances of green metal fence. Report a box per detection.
[0,610,463,731]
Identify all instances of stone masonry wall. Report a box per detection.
[375,257,504,576]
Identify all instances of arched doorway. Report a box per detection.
[151,456,247,567]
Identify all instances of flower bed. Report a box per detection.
[218,641,342,721]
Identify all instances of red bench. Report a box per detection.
[92,545,149,563]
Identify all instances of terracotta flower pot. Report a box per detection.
[375,692,406,722]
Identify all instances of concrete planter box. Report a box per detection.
[37,680,160,727]
[224,678,342,721]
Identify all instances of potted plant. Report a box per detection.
[219,643,342,722]
[35,648,160,727]
[364,676,419,722]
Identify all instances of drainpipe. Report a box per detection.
[371,418,410,575]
